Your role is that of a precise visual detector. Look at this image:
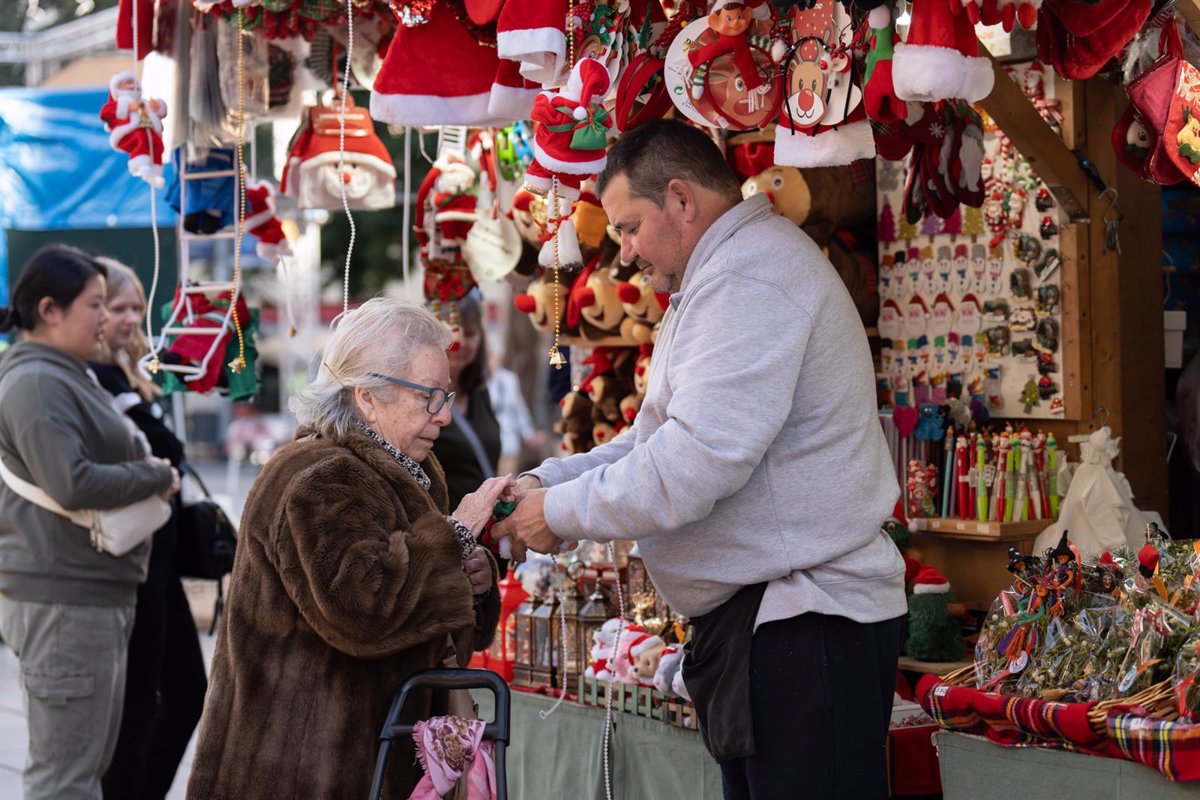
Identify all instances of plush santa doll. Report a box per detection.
[525,57,612,269]
[414,156,479,255]
[242,179,291,261]
[527,56,612,197]
[100,72,167,188]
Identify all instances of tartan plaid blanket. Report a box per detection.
[915,675,1109,753]
[917,675,1200,782]
[1106,712,1200,782]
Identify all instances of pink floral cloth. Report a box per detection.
[409,715,496,799]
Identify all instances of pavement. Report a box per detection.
[0,459,257,798]
[0,583,220,799]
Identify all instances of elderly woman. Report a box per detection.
[186,299,511,800]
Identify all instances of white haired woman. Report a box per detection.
[186,298,511,800]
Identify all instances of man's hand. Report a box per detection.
[513,474,542,502]
[464,547,492,596]
[491,488,564,563]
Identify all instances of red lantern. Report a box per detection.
[477,565,529,681]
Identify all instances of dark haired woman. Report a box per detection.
[91,259,206,800]
[432,293,502,509]
[0,244,179,800]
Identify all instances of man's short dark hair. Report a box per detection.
[596,119,742,207]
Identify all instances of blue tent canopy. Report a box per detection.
[0,86,178,303]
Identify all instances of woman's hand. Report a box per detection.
[153,458,180,501]
[451,475,516,537]
[464,547,492,596]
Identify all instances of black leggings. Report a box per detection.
[719,613,904,800]
[102,526,208,800]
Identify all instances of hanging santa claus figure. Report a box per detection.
[241,177,292,261]
[99,71,167,188]
[525,56,612,270]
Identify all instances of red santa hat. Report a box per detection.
[959,292,981,312]
[881,297,903,317]
[933,292,955,312]
[496,0,569,85]
[893,0,994,103]
[627,633,663,661]
[912,565,951,594]
[954,243,969,260]
[908,295,929,315]
[370,3,508,126]
[489,57,541,122]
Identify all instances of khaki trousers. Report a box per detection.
[0,596,135,800]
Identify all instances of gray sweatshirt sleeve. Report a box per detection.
[525,425,636,488]
[9,397,171,513]
[543,274,811,541]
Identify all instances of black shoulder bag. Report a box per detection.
[177,464,238,633]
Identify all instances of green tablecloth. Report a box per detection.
[480,690,724,799]
[936,732,1200,799]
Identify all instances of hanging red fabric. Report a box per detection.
[116,0,156,60]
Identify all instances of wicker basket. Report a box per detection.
[935,662,1179,736]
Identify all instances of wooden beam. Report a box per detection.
[977,50,1091,221]
[1082,80,1168,519]
[1179,0,1200,40]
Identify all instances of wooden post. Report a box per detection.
[1082,80,1168,517]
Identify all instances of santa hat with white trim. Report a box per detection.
[627,633,664,662]
[497,0,569,86]
[489,57,541,122]
[370,3,508,127]
[893,0,995,103]
[912,565,952,594]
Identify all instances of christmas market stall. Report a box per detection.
[100,0,1200,795]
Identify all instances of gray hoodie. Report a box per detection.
[0,341,172,606]
[532,194,906,626]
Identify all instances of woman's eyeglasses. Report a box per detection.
[368,373,454,415]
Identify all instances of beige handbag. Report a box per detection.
[0,459,170,556]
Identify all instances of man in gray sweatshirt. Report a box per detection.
[495,119,905,799]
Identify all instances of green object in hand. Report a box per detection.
[492,501,517,521]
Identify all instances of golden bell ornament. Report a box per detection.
[548,349,567,369]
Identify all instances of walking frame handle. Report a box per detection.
[368,668,510,800]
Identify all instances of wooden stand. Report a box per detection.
[910,518,1054,609]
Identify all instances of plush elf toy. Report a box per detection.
[687,0,774,101]
[906,565,966,662]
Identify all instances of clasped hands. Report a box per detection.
[492,476,572,564]
[451,474,569,599]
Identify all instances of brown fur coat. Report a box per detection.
[186,429,500,800]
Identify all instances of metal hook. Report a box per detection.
[1092,405,1110,430]
[1100,187,1122,223]
[416,129,435,164]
